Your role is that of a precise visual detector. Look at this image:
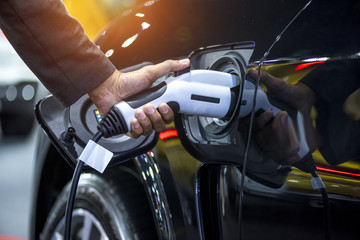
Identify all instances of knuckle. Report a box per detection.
[164,116,174,124]
[141,66,155,80]
[143,129,153,136]
[142,122,152,132]
[130,128,142,138]
[164,59,173,66]
[151,116,164,131]
[155,122,166,132]
[160,113,173,123]
[129,131,140,139]
[131,133,140,139]
[145,69,155,80]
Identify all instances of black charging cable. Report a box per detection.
[64,130,103,240]
[293,154,330,240]
[64,106,127,240]
[312,172,330,240]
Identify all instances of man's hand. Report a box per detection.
[248,68,318,164]
[252,110,301,165]
[88,59,190,138]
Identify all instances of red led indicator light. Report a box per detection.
[159,130,178,140]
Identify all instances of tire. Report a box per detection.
[40,167,158,240]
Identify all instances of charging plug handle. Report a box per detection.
[97,107,128,138]
[98,70,237,138]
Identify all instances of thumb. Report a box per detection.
[143,59,190,83]
[248,68,280,88]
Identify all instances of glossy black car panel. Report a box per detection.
[32,0,360,239]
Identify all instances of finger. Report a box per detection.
[116,59,190,100]
[143,104,166,132]
[271,111,300,153]
[263,112,300,162]
[254,111,299,154]
[135,109,153,136]
[254,112,287,152]
[253,110,274,132]
[248,68,259,79]
[248,69,287,98]
[159,103,174,124]
[129,118,143,138]
[248,68,279,87]
[258,137,301,165]
[279,112,300,155]
[143,59,190,82]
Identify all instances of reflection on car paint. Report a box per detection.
[135,152,175,239]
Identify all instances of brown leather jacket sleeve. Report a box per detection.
[0,0,116,106]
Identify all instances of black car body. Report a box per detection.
[31,0,360,239]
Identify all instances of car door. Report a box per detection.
[215,1,360,239]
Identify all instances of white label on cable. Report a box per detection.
[79,140,113,173]
[311,177,325,189]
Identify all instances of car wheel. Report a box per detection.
[40,167,158,240]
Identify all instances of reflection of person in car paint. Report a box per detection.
[0,0,188,138]
[248,59,360,165]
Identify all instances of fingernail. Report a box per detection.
[137,111,146,120]
[133,120,140,129]
[280,112,288,126]
[145,106,155,115]
[179,58,190,65]
[159,104,169,114]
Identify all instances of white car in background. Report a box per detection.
[0,29,47,138]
